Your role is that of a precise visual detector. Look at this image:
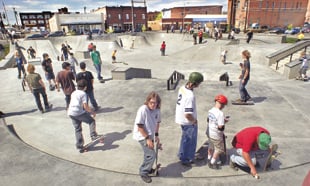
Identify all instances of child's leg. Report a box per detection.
[207,138,214,161]
[210,138,224,165]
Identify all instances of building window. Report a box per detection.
[37,15,43,19]
[118,14,121,20]
[296,2,298,9]
[142,14,145,19]
[22,15,28,19]
[126,14,129,20]
[23,20,29,24]
[38,20,44,24]
[108,14,111,19]
[266,2,269,9]
[134,14,136,18]
[29,15,36,19]
[30,20,37,24]
[284,2,286,11]
[272,2,275,9]
[259,1,262,9]
[44,15,50,19]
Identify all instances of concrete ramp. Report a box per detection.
[118,35,151,49]
[21,40,60,61]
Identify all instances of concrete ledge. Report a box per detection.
[28,57,42,66]
[112,67,151,80]
[75,51,90,59]
[284,59,302,79]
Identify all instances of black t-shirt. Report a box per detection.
[61,46,68,54]
[42,58,53,73]
[76,71,94,92]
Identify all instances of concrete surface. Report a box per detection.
[0,32,309,186]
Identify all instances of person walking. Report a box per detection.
[133,91,161,183]
[160,41,166,56]
[230,126,272,178]
[206,94,229,169]
[297,51,309,80]
[175,72,204,166]
[61,43,69,61]
[246,30,254,44]
[112,50,117,63]
[91,45,103,80]
[237,50,251,103]
[76,62,100,111]
[15,50,26,79]
[198,29,203,44]
[67,79,101,150]
[56,62,76,109]
[25,64,52,113]
[68,52,79,77]
[27,46,36,59]
[42,53,57,91]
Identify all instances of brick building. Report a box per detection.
[306,0,310,23]
[228,0,308,31]
[92,6,147,32]
[19,11,54,30]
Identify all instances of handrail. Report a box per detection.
[167,71,185,90]
[266,40,310,66]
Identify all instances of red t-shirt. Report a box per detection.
[233,126,270,153]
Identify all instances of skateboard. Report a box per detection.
[295,76,309,81]
[22,74,27,92]
[263,144,280,171]
[231,99,254,105]
[150,140,162,176]
[79,135,104,153]
[112,61,128,65]
[219,133,227,165]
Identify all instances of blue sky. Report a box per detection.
[2,0,227,25]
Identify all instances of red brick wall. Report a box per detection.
[171,6,222,18]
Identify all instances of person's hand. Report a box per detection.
[146,138,154,149]
[91,112,96,118]
[155,136,160,143]
[250,167,258,178]
[242,79,245,84]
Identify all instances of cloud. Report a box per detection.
[22,0,44,6]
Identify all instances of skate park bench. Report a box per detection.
[284,59,302,79]
[167,71,185,90]
[75,51,90,59]
[111,67,151,80]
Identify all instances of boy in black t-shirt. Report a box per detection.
[41,53,57,91]
[76,62,100,111]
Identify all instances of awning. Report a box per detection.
[193,18,227,22]
[60,22,102,26]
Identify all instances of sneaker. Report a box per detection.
[91,134,102,141]
[245,97,252,102]
[94,106,101,111]
[140,174,152,183]
[181,161,192,167]
[45,103,53,110]
[208,161,220,170]
[230,160,238,171]
[40,110,45,114]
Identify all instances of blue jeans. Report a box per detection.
[86,90,98,108]
[178,125,198,163]
[69,112,97,148]
[32,87,49,111]
[17,63,25,78]
[65,94,71,109]
[239,79,250,101]
[139,140,156,176]
[94,63,102,80]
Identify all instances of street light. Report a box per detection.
[13,7,19,27]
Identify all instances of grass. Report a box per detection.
[286,37,298,43]
[0,44,10,61]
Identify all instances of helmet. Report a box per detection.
[215,94,228,105]
[189,72,204,84]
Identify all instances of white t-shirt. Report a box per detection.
[175,85,197,125]
[67,90,87,116]
[207,107,225,140]
[133,105,161,141]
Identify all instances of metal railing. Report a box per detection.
[167,71,185,90]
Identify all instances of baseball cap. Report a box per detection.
[258,133,271,150]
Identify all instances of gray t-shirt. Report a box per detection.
[67,90,87,116]
[241,59,251,80]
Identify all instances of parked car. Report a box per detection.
[40,30,49,36]
[301,26,310,33]
[26,34,45,40]
[113,29,126,33]
[269,27,285,34]
[285,27,301,35]
[47,31,64,37]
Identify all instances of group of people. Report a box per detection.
[134,70,272,183]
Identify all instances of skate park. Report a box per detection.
[0,31,310,185]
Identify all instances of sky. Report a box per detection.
[1,0,227,25]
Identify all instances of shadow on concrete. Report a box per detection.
[97,106,124,114]
[2,109,37,117]
[51,106,67,112]
[85,129,131,152]
[252,96,267,103]
[159,161,193,177]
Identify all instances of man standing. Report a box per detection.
[160,41,166,56]
[56,62,76,109]
[27,46,36,59]
[246,30,254,44]
[133,92,161,183]
[61,43,69,61]
[175,72,204,166]
[42,53,57,91]
[230,126,272,178]
[238,50,251,102]
[76,62,100,111]
[91,45,103,80]
[198,29,203,44]
[67,79,100,150]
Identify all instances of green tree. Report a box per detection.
[155,12,163,20]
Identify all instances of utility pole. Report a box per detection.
[131,0,146,32]
[244,0,250,32]
[13,7,19,28]
[2,1,9,26]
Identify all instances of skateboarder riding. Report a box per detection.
[206,94,229,169]
[133,91,161,183]
[230,126,271,178]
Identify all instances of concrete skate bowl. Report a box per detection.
[2,73,310,179]
[21,39,61,61]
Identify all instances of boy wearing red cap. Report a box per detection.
[206,94,229,169]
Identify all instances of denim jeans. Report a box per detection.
[65,94,71,109]
[139,140,156,176]
[230,148,269,167]
[94,63,102,80]
[178,125,198,163]
[69,112,97,148]
[239,79,250,101]
[86,90,98,108]
[32,88,49,111]
[17,63,25,78]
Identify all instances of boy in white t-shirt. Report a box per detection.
[133,92,161,183]
[207,94,229,169]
